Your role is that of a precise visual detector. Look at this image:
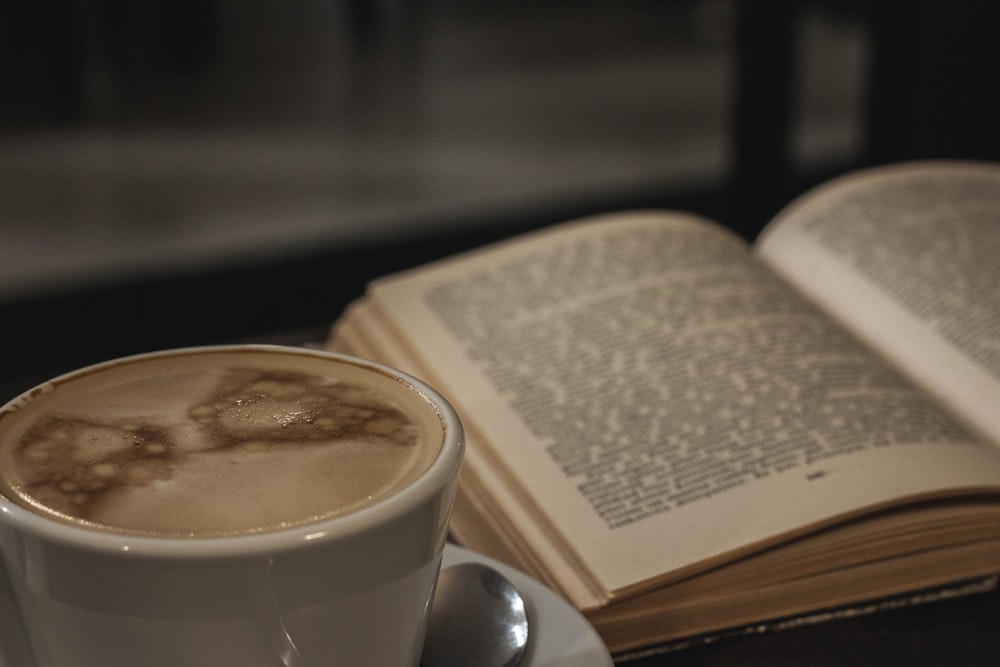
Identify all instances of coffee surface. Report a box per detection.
[0,349,444,537]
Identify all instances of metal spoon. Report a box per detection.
[421,562,530,667]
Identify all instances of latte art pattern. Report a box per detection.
[16,418,177,521]
[0,352,442,537]
[11,370,418,526]
[188,369,417,447]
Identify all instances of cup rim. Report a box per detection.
[0,345,464,559]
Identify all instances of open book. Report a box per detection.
[328,161,1000,657]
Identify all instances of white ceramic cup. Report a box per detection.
[0,346,464,667]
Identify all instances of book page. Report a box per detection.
[757,161,1000,445]
[335,211,1000,600]
[332,302,606,605]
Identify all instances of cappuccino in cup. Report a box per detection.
[0,347,444,536]
[0,346,463,667]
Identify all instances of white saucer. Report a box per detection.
[0,544,613,667]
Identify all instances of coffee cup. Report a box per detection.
[0,345,464,666]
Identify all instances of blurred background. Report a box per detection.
[1,0,998,396]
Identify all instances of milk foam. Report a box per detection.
[0,349,444,537]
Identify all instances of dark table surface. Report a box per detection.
[626,580,1000,666]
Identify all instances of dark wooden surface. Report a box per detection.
[624,581,1000,665]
